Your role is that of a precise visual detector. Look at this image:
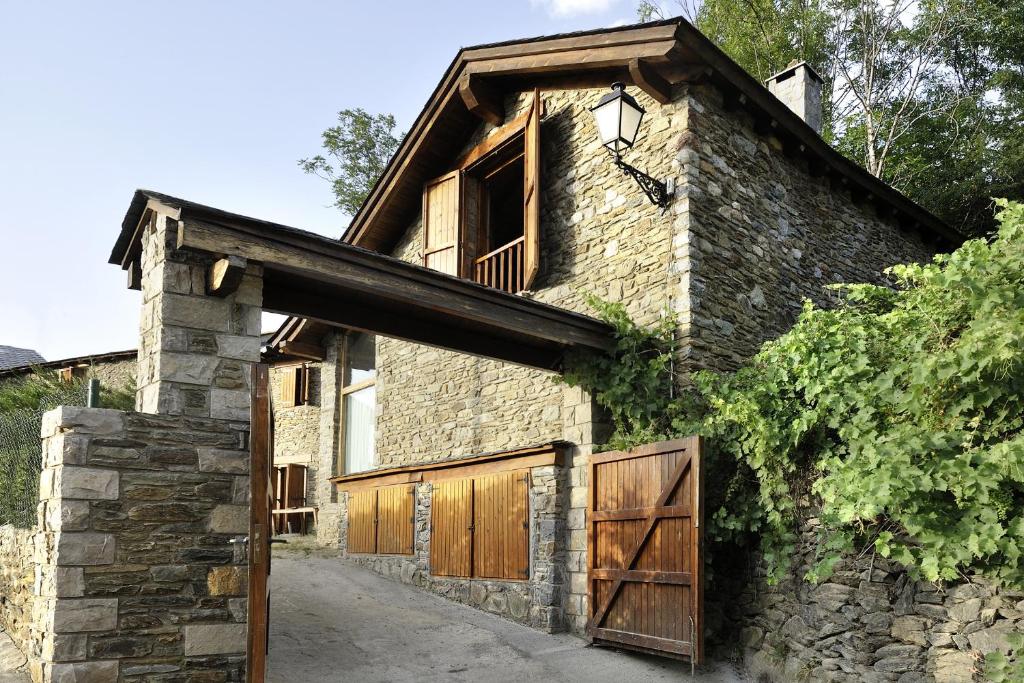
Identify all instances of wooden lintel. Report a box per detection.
[459,74,504,126]
[331,443,565,491]
[207,255,247,298]
[628,58,671,104]
[176,218,613,369]
[278,340,325,361]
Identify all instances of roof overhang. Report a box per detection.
[341,17,962,253]
[110,191,613,371]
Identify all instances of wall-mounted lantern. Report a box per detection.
[591,82,671,209]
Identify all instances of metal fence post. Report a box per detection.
[87,379,101,408]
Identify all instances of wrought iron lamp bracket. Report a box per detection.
[613,154,671,209]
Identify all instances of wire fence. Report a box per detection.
[0,379,87,528]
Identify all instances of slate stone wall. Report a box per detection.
[726,514,1023,683]
[342,463,567,632]
[0,525,36,658]
[30,405,250,683]
[674,82,940,373]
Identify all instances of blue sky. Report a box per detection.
[0,0,643,361]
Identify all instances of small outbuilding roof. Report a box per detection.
[0,348,137,378]
[0,345,45,371]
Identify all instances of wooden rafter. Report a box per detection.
[628,58,671,104]
[459,74,504,125]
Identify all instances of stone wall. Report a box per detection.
[0,525,36,657]
[270,362,321,509]
[342,462,567,632]
[727,515,1023,683]
[675,82,939,373]
[86,359,137,393]
[30,405,249,683]
[375,86,685,468]
[135,213,263,420]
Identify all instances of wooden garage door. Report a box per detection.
[430,478,473,577]
[473,471,529,580]
[377,484,415,555]
[587,437,703,663]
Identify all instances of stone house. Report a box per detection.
[272,17,958,640]
[9,16,1006,683]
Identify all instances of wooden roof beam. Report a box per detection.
[459,74,504,126]
[628,58,671,104]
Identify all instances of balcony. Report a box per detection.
[473,236,525,294]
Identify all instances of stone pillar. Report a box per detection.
[315,332,344,547]
[560,385,608,635]
[135,213,263,420]
[32,405,250,683]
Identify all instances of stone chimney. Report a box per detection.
[765,60,823,135]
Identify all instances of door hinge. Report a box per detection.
[467,524,475,531]
[522,521,529,529]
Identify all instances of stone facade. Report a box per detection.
[135,213,263,420]
[674,82,936,373]
[728,514,1023,683]
[0,525,36,657]
[342,462,567,632]
[30,405,250,683]
[269,362,321,509]
[343,80,941,640]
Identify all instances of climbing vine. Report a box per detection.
[562,199,1024,586]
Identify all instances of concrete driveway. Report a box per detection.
[267,544,746,683]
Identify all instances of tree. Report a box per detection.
[299,109,403,218]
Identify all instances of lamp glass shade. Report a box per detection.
[591,83,646,154]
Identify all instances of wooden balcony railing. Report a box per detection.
[473,236,525,294]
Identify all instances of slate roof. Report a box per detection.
[0,345,45,371]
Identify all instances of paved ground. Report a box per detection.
[268,543,747,683]
[0,630,28,683]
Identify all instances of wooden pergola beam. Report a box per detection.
[172,215,613,370]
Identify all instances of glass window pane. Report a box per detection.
[344,384,375,474]
[345,333,376,385]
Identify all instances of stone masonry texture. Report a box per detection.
[727,512,1024,682]
[343,82,943,642]
[30,405,250,683]
[0,525,36,659]
[269,362,321,514]
[135,213,263,421]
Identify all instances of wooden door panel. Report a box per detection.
[377,484,415,555]
[587,437,703,663]
[348,489,377,554]
[430,478,472,577]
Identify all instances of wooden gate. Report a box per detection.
[587,437,703,662]
[247,364,273,683]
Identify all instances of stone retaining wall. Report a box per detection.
[31,405,250,683]
[0,525,36,658]
[725,515,1024,682]
[342,463,567,632]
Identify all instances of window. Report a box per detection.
[430,470,530,580]
[421,89,542,294]
[278,364,310,408]
[341,333,376,474]
[346,485,415,555]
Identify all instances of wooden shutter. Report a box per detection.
[472,470,530,580]
[279,368,296,408]
[376,485,415,555]
[347,489,377,554]
[430,479,473,577]
[423,171,462,276]
[522,89,541,290]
